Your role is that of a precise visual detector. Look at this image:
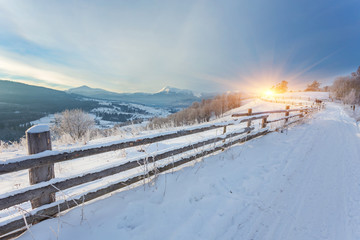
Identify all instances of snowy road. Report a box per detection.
[234,103,360,239]
[18,102,360,240]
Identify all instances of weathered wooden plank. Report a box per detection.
[274,114,308,132]
[0,129,268,238]
[285,105,290,123]
[0,228,26,240]
[246,109,253,133]
[0,127,254,211]
[262,117,267,128]
[0,121,246,175]
[232,108,312,117]
[266,114,302,123]
[26,128,55,209]
[238,115,268,123]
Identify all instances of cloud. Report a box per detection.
[0,52,84,88]
[0,0,358,92]
[0,1,218,92]
[0,1,244,92]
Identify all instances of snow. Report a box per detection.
[3,92,360,240]
[25,124,50,134]
[265,91,330,102]
[277,91,330,100]
[156,86,193,95]
[0,111,269,165]
[12,100,360,240]
[28,98,170,131]
[30,115,54,125]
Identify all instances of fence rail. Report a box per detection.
[0,115,267,175]
[231,108,308,117]
[0,104,320,240]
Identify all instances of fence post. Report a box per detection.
[247,108,252,133]
[285,105,290,123]
[26,125,55,209]
[222,126,227,143]
[261,117,267,128]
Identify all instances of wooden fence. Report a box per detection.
[260,96,327,108]
[0,105,320,239]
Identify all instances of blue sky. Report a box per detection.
[0,0,359,93]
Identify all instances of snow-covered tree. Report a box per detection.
[331,66,360,104]
[52,109,95,140]
[343,89,357,104]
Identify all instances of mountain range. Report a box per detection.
[67,85,206,107]
[0,80,100,141]
[0,80,214,141]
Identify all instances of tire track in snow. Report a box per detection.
[223,122,318,239]
[231,103,360,240]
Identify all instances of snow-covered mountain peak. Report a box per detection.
[156,86,193,95]
[76,85,91,90]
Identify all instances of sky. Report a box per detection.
[0,0,359,93]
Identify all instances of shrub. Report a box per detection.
[52,109,95,141]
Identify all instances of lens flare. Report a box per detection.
[264,89,274,96]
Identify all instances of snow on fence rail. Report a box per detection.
[231,106,317,117]
[0,115,267,174]
[0,105,321,240]
[260,96,327,108]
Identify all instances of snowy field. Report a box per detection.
[273,91,330,100]
[30,98,170,129]
[1,92,360,240]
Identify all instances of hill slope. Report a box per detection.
[0,80,97,112]
[0,80,99,141]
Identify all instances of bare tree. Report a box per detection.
[343,89,357,104]
[272,81,288,93]
[305,81,321,91]
[149,92,242,129]
[52,109,95,140]
[331,66,360,104]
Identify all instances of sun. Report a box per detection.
[264,89,274,97]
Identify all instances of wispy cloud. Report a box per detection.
[0,0,358,92]
[0,52,84,88]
